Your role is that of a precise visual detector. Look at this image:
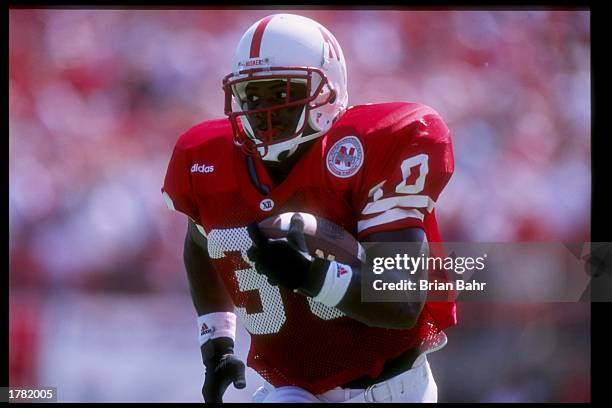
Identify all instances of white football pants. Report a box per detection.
[251,354,438,403]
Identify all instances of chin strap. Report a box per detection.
[259,129,325,162]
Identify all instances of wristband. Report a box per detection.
[312,261,353,307]
[197,312,236,346]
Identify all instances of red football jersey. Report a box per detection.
[162,102,457,394]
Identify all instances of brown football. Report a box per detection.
[258,212,366,265]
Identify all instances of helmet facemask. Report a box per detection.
[223,67,336,161]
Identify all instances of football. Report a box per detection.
[257,212,366,265]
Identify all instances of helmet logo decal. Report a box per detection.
[326,136,364,178]
[249,15,275,58]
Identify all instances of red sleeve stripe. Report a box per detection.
[249,15,275,58]
[357,216,424,241]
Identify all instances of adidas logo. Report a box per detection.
[201,323,214,336]
[191,163,215,174]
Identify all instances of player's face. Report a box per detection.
[243,80,308,142]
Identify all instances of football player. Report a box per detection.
[162,13,456,403]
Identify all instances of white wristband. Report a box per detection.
[312,261,353,307]
[197,312,236,346]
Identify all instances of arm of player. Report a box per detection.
[247,215,427,329]
[330,227,428,329]
[163,129,245,402]
[184,219,234,315]
[184,219,246,403]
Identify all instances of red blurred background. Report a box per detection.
[9,9,590,402]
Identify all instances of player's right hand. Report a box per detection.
[201,337,246,403]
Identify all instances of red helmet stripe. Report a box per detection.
[249,15,275,58]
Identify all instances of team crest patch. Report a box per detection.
[326,136,364,178]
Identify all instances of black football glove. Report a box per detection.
[246,213,329,297]
[201,337,246,403]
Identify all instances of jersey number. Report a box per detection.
[366,153,430,207]
[207,228,344,335]
[395,154,429,194]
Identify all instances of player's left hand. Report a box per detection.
[201,337,246,403]
[247,213,327,295]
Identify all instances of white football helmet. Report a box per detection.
[223,13,348,161]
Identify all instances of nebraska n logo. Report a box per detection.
[326,136,364,178]
[336,146,357,167]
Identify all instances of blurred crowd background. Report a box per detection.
[9,9,590,402]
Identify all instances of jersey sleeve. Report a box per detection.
[355,112,454,240]
[161,133,200,223]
